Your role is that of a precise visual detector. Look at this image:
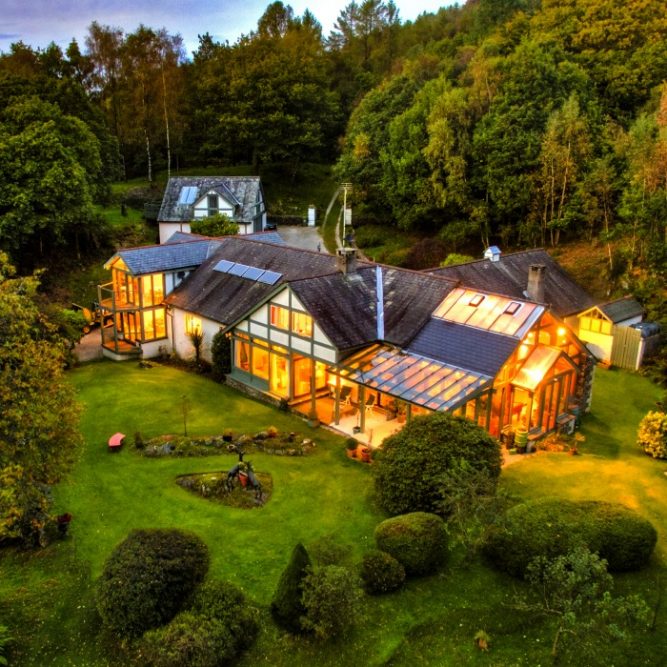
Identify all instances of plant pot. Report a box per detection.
[359,446,371,463]
[346,448,357,459]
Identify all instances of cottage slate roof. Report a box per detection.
[109,239,224,275]
[166,238,457,350]
[430,249,596,317]
[598,297,644,323]
[407,319,519,376]
[291,267,455,351]
[158,176,265,224]
[165,237,348,326]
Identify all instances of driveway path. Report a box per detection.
[277,225,327,253]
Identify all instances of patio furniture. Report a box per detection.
[340,386,352,405]
[365,394,376,415]
[108,432,125,452]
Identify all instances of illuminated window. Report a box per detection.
[154,309,166,338]
[291,311,313,337]
[270,305,289,329]
[141,274,164,307]
[236,340,250,371]
[185,314,202,335]
[252,346,269,379]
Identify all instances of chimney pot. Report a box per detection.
[527,264,546,302]
[336,247,358,275]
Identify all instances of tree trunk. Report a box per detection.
[161,65,171,181]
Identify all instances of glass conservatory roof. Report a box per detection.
[336,344,492,412]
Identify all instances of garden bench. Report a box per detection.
[108,432,125,452]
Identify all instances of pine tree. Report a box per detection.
[270,543,312,633]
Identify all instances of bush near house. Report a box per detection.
[483,499,658,577]
[270,543,312,634]
[359,550,406,594]
[96,528,209,638]
[637,411,667,459]
[374,512,448,577]
[374,413,502,516]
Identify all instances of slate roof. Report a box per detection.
[291,268,455,351]
[108,239,224,275]
[158,176,265,224]
[407,319,519,376]
[166,238,456,350]
[598,297,644,323]
[430,249,596,317]
[165,237,347,327]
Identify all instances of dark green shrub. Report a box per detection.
[140,612,233,667]
[211,330,232,382]
[374,413,501,516]
[301,565,362,640]
[374,512,448,576]
[360,550,406,594]
[270,543,312,633]
[483,499,657,577]
[190,580,259,652]
[97,528,209,638]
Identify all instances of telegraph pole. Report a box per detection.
[341,182,352,245]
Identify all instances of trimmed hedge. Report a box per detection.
[374,512,448,576]
[97,529,209,638]
[484,499,657,577]
[374,413,501,516]
[360,550,406,594]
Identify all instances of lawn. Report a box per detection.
[0,362,665,666]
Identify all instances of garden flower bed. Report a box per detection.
[140,428,316,458]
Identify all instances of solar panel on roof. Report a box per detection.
[228,263,250,276]
[257,270,282,285]
[241,266,264,281]
[213,259,234,273]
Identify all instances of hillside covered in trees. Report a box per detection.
[0,0,665,354]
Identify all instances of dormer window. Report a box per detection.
[504,301,521,315]
[468,294,485,307]
[207,194,218,217]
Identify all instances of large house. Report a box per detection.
[99,234,593,445]
[157,176,268,244]
[431,247,651,370]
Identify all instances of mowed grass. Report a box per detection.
[1,362,666,666]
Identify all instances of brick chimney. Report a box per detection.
[336,247,358,275]
[526,264,546,302]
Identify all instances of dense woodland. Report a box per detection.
[0,0,665,342]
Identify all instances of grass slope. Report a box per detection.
[0,363,665,666]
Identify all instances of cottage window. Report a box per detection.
[185,314,202,335]
[252,346,269,380]
[291,311,312,337]
[207,194,218,217]
[236,340,250,371]
[270,305,289,330]
[141,274,164,307]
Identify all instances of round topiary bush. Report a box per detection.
[190,579,259,652]
[637,411,667,459]
[140,612,233,667]
[374,512,448,576]
[374,413,502,516]
[483,499,657,577]
[97,528,209,638]
[359,549,406,594]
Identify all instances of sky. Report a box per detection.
[0,0,449,57]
